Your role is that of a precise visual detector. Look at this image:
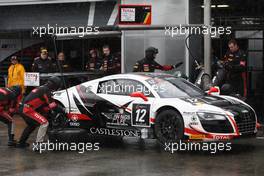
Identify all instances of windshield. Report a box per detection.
[146,77,204,98]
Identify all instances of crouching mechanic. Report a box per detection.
[133,47,174,72]
[0,86,22,146]
[17,76,62,148]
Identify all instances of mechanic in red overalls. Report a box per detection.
[0,86,22,146]
[17,76,62,148]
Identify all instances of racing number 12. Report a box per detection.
[132,104,150,127]
[135,109,147,122]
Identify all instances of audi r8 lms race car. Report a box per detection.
[51,73,258,143]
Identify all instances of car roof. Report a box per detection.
[99,72,175,82]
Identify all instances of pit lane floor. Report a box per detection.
[0,117,264,176]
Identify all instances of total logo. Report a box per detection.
[213,135,231,140]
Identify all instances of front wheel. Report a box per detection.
[154,109,184,144]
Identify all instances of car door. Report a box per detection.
[96,78,155,127]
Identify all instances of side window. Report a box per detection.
[97,79,153,97]
[97,80,116,94]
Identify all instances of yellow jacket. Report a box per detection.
[8,63,25,93]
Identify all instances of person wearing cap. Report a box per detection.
[133,47,174,72]
[7,56,26,94]
[32,47,54,73]
[86,49,102,71]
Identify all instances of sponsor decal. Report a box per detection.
[89,127,140,137]
[213,135,232,140]
[119,5,151,25]
[189,122,199,126]
[103,112,131,126]
[69,114,80,126]
[189,134,206,140]
[191,116,197,121]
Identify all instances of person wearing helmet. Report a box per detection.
[86,49,102,71]
[0,86,22,146]
[17,76,62,148]
[133,47,174,72]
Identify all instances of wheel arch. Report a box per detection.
[156,106,182,118]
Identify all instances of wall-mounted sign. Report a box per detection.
[119,5,151,25]
[24,72,40,86]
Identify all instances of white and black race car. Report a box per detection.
[51,73,257,143]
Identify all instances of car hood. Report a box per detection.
[178,95,253,115]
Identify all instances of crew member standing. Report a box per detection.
[101,45,120,75]
[32,47,54,73]
[223,39,247,97]
[0,86,22,146]
[133,47,174,72]
[56,52,71,72]
[7,56,26,94]
[86,49,102,71]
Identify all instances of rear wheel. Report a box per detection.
[154,109,184,144]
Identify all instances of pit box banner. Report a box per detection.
[24,72,40,86]
[119,5,151,25]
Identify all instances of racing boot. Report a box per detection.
[8,134,17,147]
[7,123,16,147]
[16,142,30,148]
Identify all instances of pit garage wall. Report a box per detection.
[0,1,118,62]
[121,0,188,74]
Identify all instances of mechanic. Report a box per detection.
[222,39,247,97]
[32,47,54,73]
[133,47,174,72]
[86,49,102,71]
[101,45,121,75]
[16,76,62,148]
[0,86,22,146]
[56,52,71,72]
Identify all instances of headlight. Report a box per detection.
[197,112,227,121]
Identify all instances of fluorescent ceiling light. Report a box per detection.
[201,4,229,8]
[217,5,229,8]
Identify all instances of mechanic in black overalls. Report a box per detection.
[223,39,247,97]
[56,52,71,72]
[133,47,174,72]
[101,45,120,75]
[86,49,102,71]
[17,76,62,148]
[32,47,54,73]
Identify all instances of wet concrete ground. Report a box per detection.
[0,117,264,176]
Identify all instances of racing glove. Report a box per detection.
[162,65,174,71]
[48,102,57,110]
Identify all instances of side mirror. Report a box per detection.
[208,86,220,95]
[130,92,148,102]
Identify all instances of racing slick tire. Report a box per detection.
[154,109,184,144]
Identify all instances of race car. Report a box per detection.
[51,72,257,143]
